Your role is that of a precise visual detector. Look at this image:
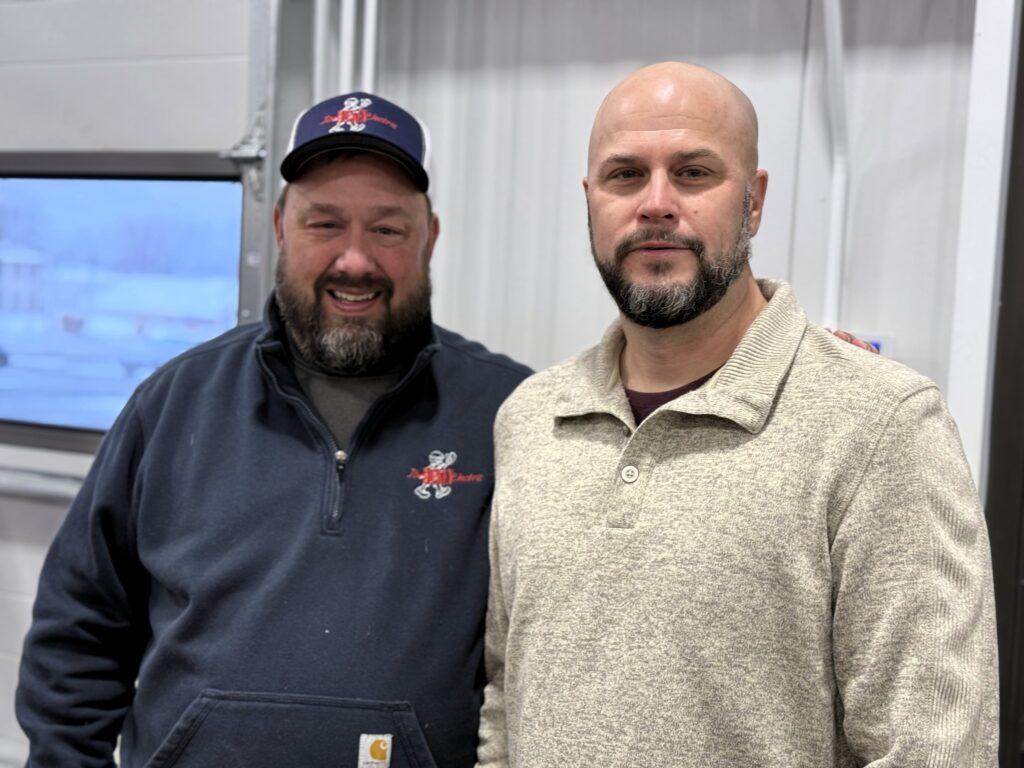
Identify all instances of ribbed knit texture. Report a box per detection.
[477,280,998,768]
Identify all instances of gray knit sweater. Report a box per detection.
[477,281,998,767]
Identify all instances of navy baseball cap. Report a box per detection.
[281,92,431,191]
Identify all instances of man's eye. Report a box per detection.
[309,221,339,229]
[374,226,404,237]
[679,167,710,179]
[610,168,642,180]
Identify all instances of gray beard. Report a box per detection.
[591,187,753,329]
[275,258,432,374]
[306,321,387,373]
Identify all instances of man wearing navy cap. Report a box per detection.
[16,92,530,768]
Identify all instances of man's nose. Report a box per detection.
[636,172,679,223]
[331,233,377,273]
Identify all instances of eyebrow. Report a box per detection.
[301,202,343,216]
[299,202,413,220]
[367,205,414,220]
[600,148,724,168]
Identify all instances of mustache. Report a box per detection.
[614,228,705,264]
[316,272,394,297]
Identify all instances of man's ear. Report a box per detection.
[425,213,440,263]
[746,169,769,236]
[273,203,285,250]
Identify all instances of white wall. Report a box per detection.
[0,0,250,762]
[377,0,976,391]
[0,0,250,152]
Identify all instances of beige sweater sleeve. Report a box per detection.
[830,385,999,766]
[475,489,510,767]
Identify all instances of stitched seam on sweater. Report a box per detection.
[829,383,936,532]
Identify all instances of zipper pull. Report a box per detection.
[326,450,348,533]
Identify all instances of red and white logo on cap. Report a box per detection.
[321,96,397,134]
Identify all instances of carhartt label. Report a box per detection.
[358,733,392,767]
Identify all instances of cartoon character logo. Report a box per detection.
[323,96,372,133]
[407,450,484,500]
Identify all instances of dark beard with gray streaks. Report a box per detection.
[275,255,431,374]
[590,187,753,329]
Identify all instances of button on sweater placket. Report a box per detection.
[608,439,648,528]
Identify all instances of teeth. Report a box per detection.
[328,289,376,302]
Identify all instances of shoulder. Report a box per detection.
[793,324,940,407]
[507,350,588,399]
[433,325,533,388]
[495,344,600,426]
[88,321,265,463]
[130,320,264,404]
[788,327,967,481]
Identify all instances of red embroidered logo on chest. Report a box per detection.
[407,450,484,499]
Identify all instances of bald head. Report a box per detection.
[582,61,770,332]
[588,62,759,175]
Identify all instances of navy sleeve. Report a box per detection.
[16,402,151,767]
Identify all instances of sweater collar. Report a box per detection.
[555,280,807,433]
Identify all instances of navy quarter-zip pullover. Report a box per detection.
[16,299,531,768]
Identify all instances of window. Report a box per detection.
[0,153,244,451]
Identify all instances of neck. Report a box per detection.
[619,271,766,392]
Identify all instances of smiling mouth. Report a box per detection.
[327,288,382,303]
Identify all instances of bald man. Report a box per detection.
[476,63,998,767]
